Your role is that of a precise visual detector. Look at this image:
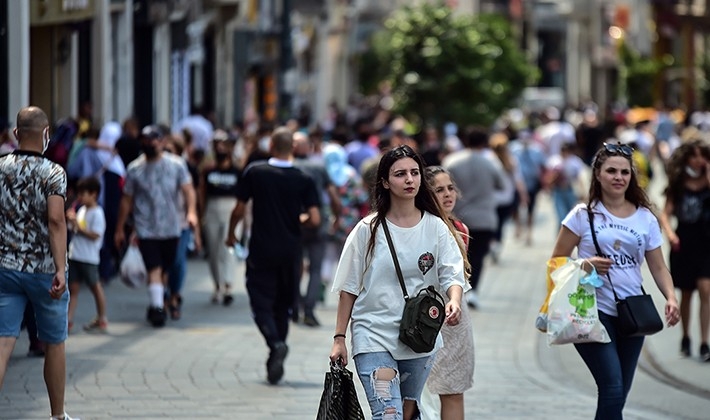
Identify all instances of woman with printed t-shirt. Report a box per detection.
[550,142,680,420]
[329,145,468,420]
[200,130,240,305]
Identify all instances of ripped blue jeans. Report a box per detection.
[353,351,434,420]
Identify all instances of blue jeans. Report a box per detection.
[552,186,579,225]
[168,228,191,296]
[574,312,644,420]
[99,171,123,281]
[353,351,434,420]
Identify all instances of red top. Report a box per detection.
[452,219,469,250]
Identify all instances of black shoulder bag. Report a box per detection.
[587,210,663,337]
[382,220,446,353]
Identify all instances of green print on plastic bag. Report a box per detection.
[568,285,595,317]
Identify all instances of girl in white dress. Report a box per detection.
[421,166,475,420]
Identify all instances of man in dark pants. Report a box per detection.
[292,131,341,327]
[442,126,506,308]
[226,127,320,385]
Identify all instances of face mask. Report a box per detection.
[42,128,50,154]
[685,166,702,178]
[142,144,158,159]
[214,151,230,162]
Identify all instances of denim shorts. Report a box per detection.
[353,351,434,420]
[0,268,69,343]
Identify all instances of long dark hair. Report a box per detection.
[586,145,653,211]
[664,139,710,205]
[365,145,469,274]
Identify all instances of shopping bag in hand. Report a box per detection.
[535,257,569,332]
[316,360,365,420]
[120,244,147,288]
[546,259,610,345]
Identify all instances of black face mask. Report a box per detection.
[142,144,158,159]
[214,151,230,162]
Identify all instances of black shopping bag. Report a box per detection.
[316,360,365,420]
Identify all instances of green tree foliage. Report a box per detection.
[618,41,663,108]
[358,3,537,127]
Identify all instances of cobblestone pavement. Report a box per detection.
[1,195,709,419]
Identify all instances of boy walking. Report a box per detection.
[66,177,108,333]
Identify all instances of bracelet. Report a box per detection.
[333,333,346,340]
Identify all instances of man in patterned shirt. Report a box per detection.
[114,125,198,328]
[0,106,77,420]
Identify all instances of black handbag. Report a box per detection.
[382,220,446,353]
[587,210,663,337]
[316,360,365,420]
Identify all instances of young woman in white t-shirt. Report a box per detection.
[551,143,680,420]
[329,145,468,420]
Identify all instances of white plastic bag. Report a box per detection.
[120,245,147,288]
[547,259,610,345]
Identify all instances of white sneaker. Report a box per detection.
[466,291,480,309]
[50,413,79,420]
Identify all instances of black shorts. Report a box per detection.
[138,238,179,272]
[68,260,100,286]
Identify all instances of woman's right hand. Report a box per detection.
[225,232,237,248]
[667,232,680,251]
[587,256,614,276]
[330,339,348,366]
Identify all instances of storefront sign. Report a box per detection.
[31,0,95,26]
[63,0,90,11]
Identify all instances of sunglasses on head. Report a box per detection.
[603,142,633,157]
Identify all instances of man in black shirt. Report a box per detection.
[226,127,320,385]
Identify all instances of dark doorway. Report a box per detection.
[77,21,92,109]
[202,29,215,117]
[133,23,154,126]
[0,0,7,123]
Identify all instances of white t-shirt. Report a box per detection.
[562,202,663,316]
[332,212,466,360]
[68,205,106,265]
[547,154,585,189]
[537,121,576,158]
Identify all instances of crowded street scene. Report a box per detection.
[0,0,710,419]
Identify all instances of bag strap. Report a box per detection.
[381,219,409,300]
[586,208,647,302]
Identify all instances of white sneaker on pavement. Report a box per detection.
[50,413,79,420]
